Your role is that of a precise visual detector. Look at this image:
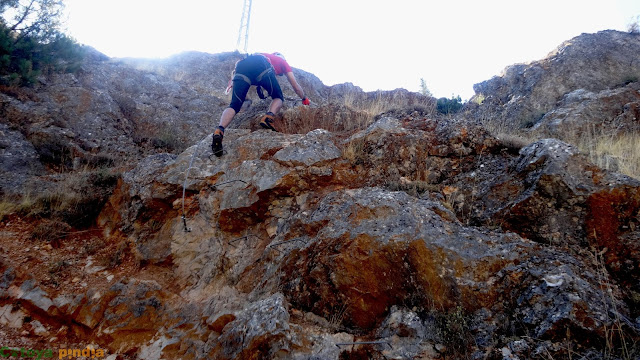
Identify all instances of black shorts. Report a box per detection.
[229,55,284,113]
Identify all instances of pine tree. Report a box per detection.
[419,78,432,97]
[1,0,83,86]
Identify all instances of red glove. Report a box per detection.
[302,97,310,105]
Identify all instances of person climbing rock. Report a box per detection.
[212,52,310,157]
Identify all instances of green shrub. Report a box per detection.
[0,22,84,86]
[436,95,463,114]
[39,32,86,74]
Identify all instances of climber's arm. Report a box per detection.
[285,71,305,100]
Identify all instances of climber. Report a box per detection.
[212,52,310,157]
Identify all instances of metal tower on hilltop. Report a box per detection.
[236,0,252,53]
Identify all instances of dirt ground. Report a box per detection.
[0,215,176,358]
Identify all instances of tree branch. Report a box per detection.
[8,0,36,32]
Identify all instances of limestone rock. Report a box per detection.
[213,293,293,359]
[377,306,428,339]
[90,105,640,358]
[0,304,26,328]
[276,187,620,346]
[472,30,640,128]
[0,123,44,195]
[97,279,170,353]
[273,129,341,167]
[471,139,639,284]
[535,83,640,136]
[13,280,54,313]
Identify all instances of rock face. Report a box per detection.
[534,82,640,136]
[121,51,328,103]
[437,135,640,319]
[0,123,45,195]
[0,49,431,196]
[472,30,640,130]
[1,32,640,360]
[87,116,639,359]
[0,53,223,194]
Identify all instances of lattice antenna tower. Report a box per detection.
[236,0,252,53]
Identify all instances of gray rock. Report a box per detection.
[497,249,626,342]
[535,83,640,136]
[287,332,354,360]
[122,153,178,200]
[0,304,25,328]
[275,185,623,353]
[377,306,428,339]
[472,30,640,128]
[455,138,640,251]
[273,129,341,167]
[52,294,85,317]
[0,124,44,195]
[16,280,54,313]
[347,116,405,141]
[215,293,293,359]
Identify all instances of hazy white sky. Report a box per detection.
[63,0,640,99]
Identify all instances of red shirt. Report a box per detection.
[260,53,292,75]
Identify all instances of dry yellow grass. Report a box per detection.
[591,132,640,179]
[341,139,367,165]
[0,168,119,228]
[483,119,640,180]
[0,201,16,222]
[281,88,436,135]
[279,105,372,135]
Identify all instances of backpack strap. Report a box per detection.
[233,73,251,85]
[255,67,273,82]
[233,68,272,84]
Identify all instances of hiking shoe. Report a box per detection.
[259,112,277,132]
[211,127,224,157]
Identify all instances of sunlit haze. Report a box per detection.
[63,0,640,99]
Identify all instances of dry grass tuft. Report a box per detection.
[0,201,17,222]
[0,168,119,228]
[279,104,372,134]
[551,124,640,179]
[30,219,72,242]
[590,246,639,360]
[341,139,369,166]
[481,117,640,180]
[590,132,640,179]
[280,88,435,135]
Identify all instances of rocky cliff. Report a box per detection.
[0,50,428,196]
[0,32,639,360]
[471,30,640,134]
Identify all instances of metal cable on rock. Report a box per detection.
[181,141,201,232]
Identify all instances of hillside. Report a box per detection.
[1,31,639,359]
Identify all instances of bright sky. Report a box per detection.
[62,0,640,100]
